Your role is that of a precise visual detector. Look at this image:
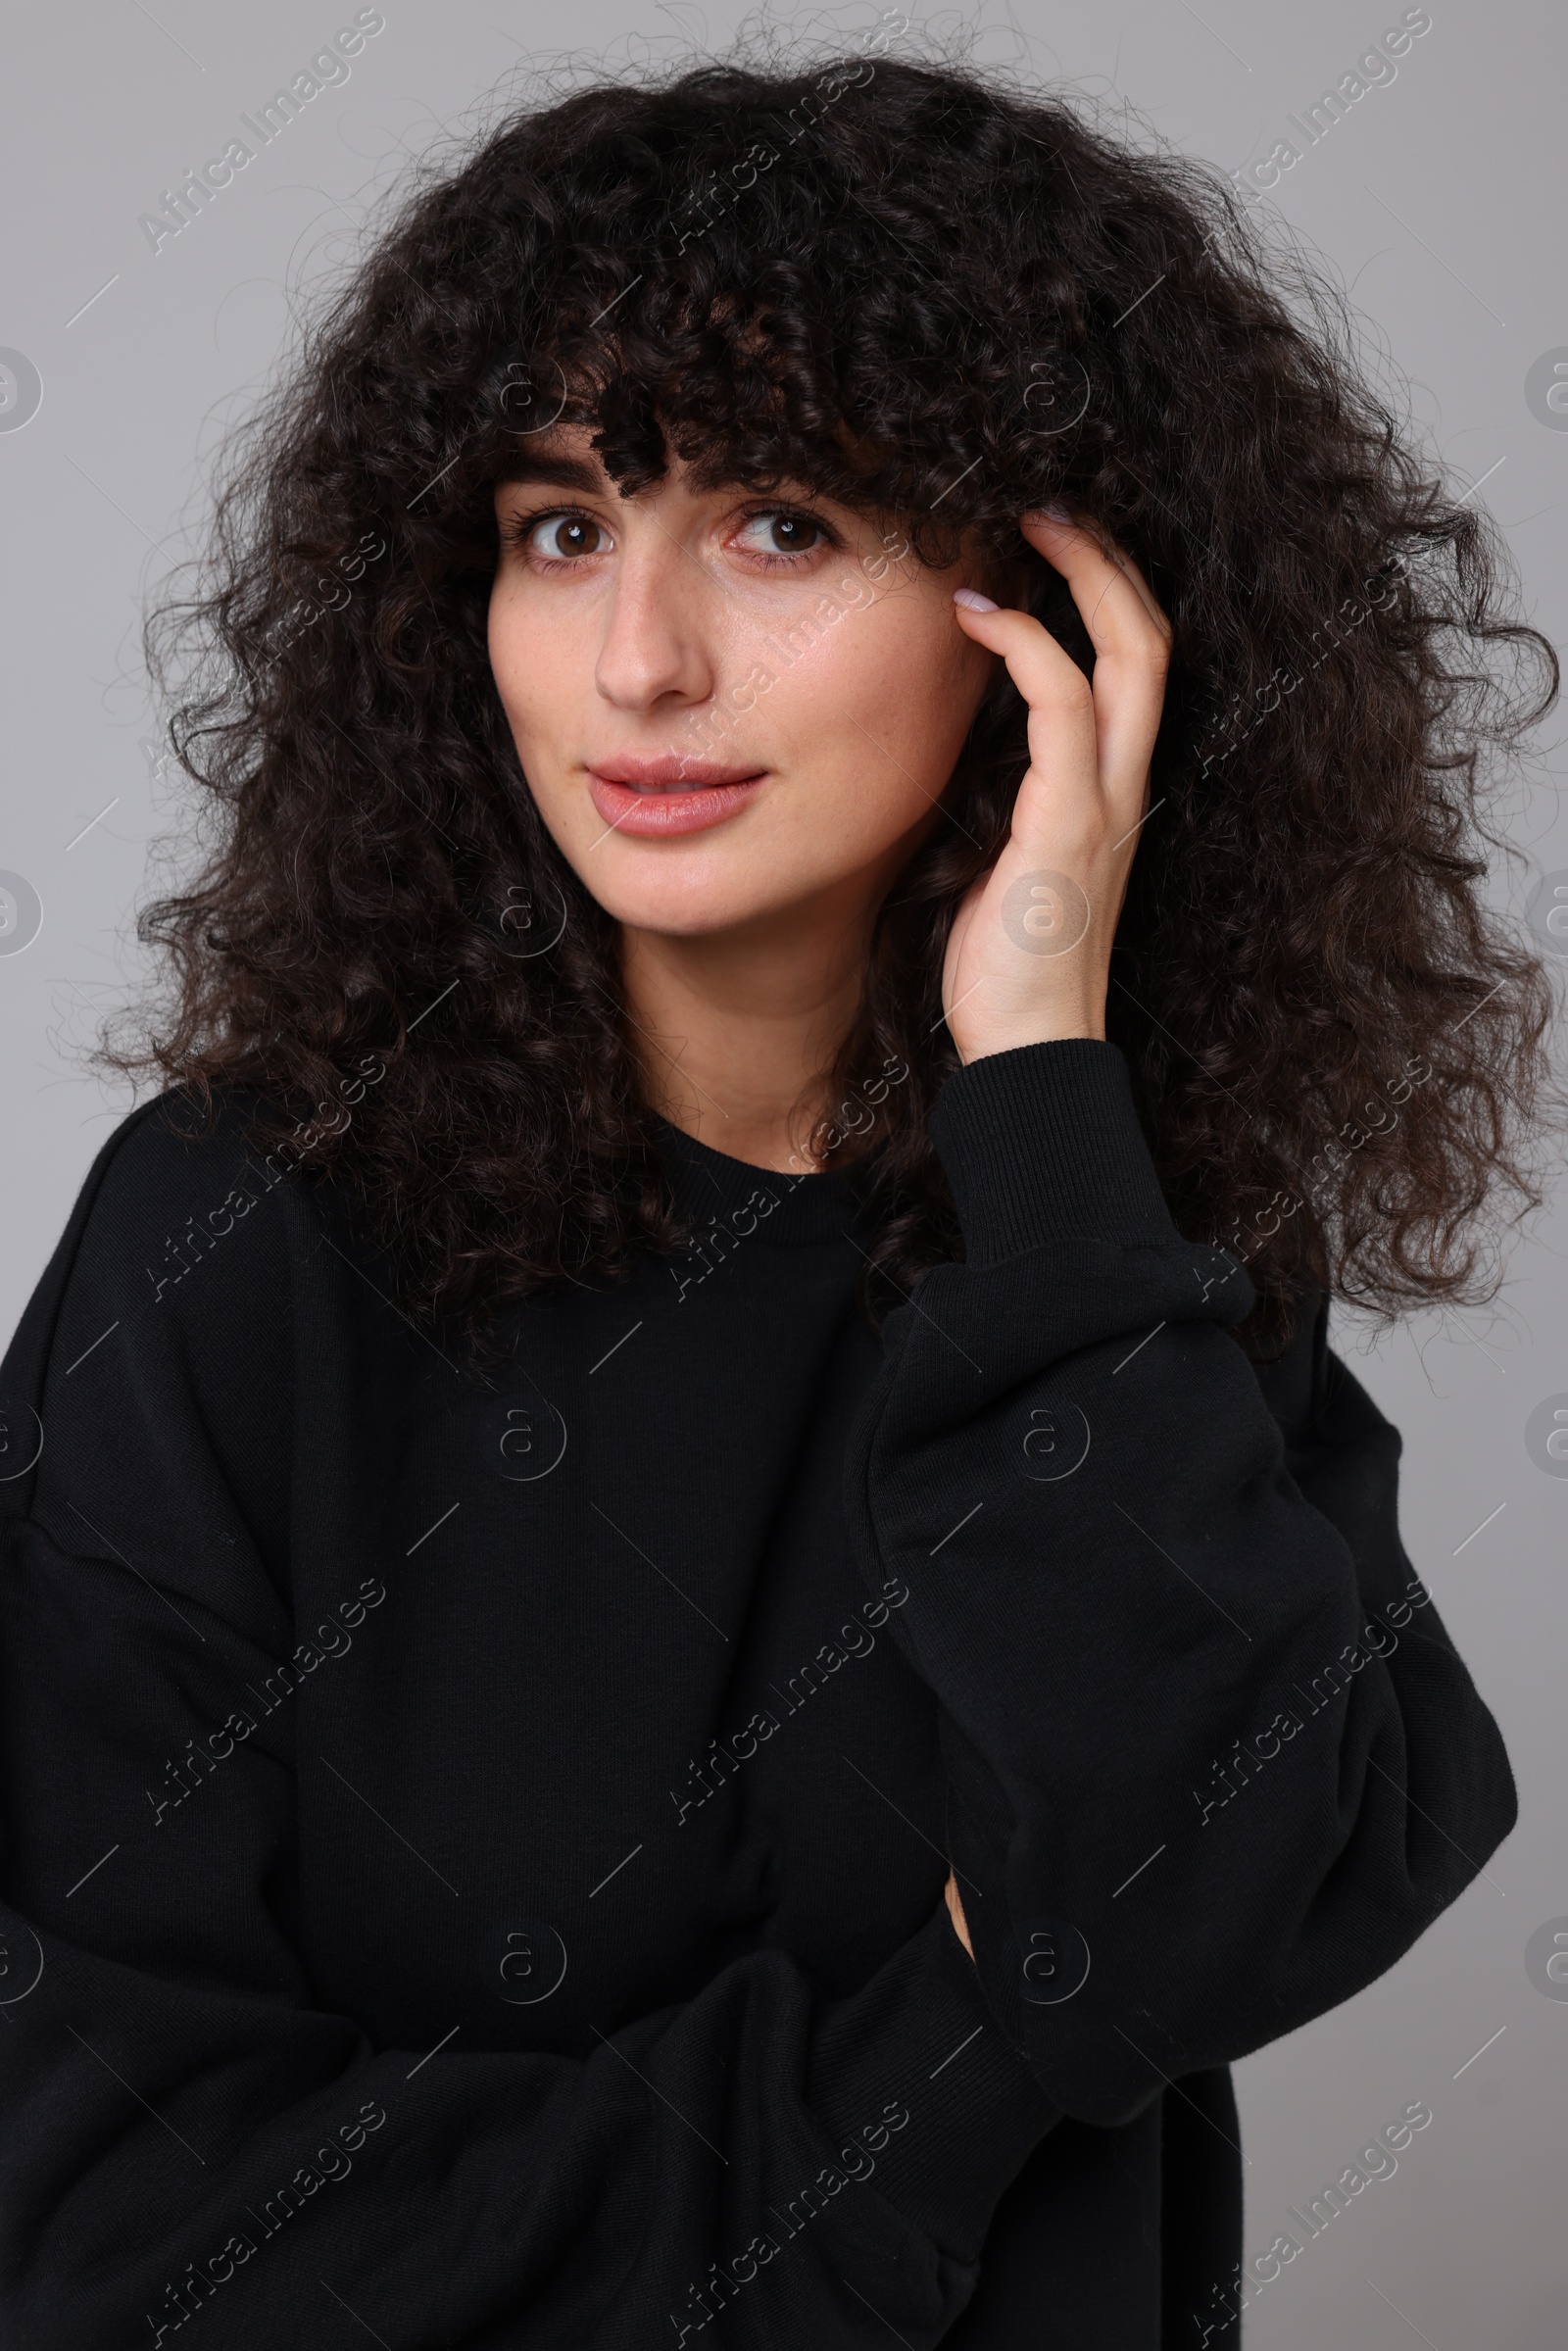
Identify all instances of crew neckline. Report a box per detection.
[650,1112,875,1246]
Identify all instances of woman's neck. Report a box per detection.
[619,893,873,1173]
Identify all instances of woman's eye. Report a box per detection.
[734,510,827,559]
[519,513,612,561]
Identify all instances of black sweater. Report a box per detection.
[0,1041,1515,2350]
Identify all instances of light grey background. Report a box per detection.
[2,2,1563,2343]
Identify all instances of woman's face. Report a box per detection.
[488,425,1000,940]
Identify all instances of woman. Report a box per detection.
[0,46,1550,2351]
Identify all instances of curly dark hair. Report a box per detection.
[113,37,1563,1364]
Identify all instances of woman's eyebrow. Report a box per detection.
[495,451,610,497]
[494,451,845,514]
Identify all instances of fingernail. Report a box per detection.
[953,587,1000,612]
[1027,501,1073,523]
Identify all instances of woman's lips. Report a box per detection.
[586,764,768,838]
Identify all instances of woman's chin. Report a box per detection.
[579,857,818,942]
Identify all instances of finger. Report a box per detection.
[1021,512,1171,652]
[1019,517,1170,789]
[951,595,1097,725]
[951,598,1102,846]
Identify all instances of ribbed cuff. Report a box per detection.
[807,1903,1058,2262]
[929,1040,1179,1266]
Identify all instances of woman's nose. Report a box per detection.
[593,543,720,713]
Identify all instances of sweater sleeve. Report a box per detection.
[843,1039,1518,2121]
[0,1099,1055,2351]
